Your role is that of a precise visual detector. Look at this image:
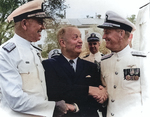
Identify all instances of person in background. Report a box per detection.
[98,10,150,117]
[83,33,103,72]
[83,33,103,63]
[48,49,61,59]
[0,0,70,116]
[42,26,108,117]
[82,33,107,117]
[132,2,150,52]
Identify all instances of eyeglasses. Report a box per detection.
[89,42,97,46]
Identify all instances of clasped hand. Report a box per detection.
[89,85,108,103]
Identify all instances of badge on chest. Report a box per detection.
[123,68,140,81]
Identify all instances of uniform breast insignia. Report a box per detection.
[101,53,113,61]
[123,68,140,81]
[127,65,136,68]
[2,42,16,53]
[131,51,146,57]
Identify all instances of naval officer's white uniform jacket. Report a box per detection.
[132,4,150,52]
[0,34,55,117]
[83,51,102,63]
[101,45,150,117]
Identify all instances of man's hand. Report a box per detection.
[66,103,75,112]
[89,86,108,103]
[96,85,108,103]
[53,100,68,117]
[66,103,79,113]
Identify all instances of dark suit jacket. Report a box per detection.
[42,54,105,117]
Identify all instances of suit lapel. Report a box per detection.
[58,54,75,77]
[75,58,84,80]
[57,55,84,83]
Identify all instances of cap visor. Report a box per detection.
[97,22,120,29]
[28,12,52,19]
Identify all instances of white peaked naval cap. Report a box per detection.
[7,0,50,23]
[48,49,61,59]
[98,11,136,32]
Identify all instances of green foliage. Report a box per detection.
[127,14,136,24]
[41,19,70,58]
[0,0,67,46]
[41,51,48,58]
[0,0,28,45]
[41,20,61,58]
[44,0,67,19]
[41,1,68,58]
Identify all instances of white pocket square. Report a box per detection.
[86,75,91,78]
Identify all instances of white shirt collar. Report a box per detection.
[113,45,131,58]
[89,51,102,62]
[13,34,31,47]
[63,55,78,71]
[63,56,78,64]
[89,51,102,57]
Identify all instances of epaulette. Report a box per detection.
[101,53,113,61]
[83,54,89,58]
[31,44,42,51]
[131,51,147,57]
[2,42,16,53]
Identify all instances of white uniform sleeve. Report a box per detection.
[0,50,55,117]
[141,53,150,116]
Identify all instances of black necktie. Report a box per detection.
[94,60,100,72]
[69,60,74,71]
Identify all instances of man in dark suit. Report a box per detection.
[42,26,108,117]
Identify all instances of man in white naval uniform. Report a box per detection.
[83,33,103,71]
[98,11,150,117]
[0,0,69,117]
[132,2,150,52]
[83,33,103,63]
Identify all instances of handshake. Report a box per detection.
[89,85,108,104]
[54,85,108,116]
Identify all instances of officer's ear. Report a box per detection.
[118,30,125,39]
[20,19,27,30]
[59,38,66,47]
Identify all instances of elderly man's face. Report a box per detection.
[103,28,124,52]
[63,27,82,56]
[25,17,45,42]
[88,41,100,54]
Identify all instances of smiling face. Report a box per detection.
[103,28,128,52]
[88,41,100,54]
[25,17,45,42]
[59,27,82,59]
